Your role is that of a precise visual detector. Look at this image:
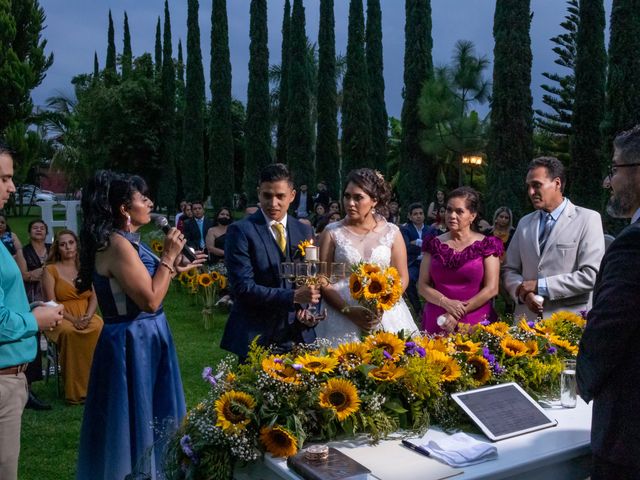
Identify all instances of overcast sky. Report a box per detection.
[33,0,613,118]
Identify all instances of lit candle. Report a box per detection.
[305,245,319,262]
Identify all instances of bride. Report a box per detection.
[316,168,417,343]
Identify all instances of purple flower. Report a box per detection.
[527,321,535,328]
[180,435,198,464]
[493,363,505,374]
[273,357,283,364]
[405,341,416,348]
[482,346,496,365]
[416,347,426,358]
[480,319,491,326]
[292,363,303,370]
[383,350,393,360]
[548,346,557,354]
[201,366,217,386]
[579,309,588,318]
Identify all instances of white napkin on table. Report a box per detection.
[422,432,498,467]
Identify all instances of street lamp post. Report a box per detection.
[461,154,484,187]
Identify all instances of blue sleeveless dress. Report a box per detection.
[76,232,186,480]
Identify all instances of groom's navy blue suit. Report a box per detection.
[221,210,315,359]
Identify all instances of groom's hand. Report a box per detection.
[294,285,321,305]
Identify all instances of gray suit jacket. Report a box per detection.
[502,200,605,321]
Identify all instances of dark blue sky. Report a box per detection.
[33,0,613,118]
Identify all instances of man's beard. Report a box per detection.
[606,183,638,218]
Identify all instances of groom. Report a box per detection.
[221,163,320,360]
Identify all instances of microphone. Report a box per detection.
[153,215,198,262]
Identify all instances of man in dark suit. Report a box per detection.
[400,202,436,316]
[290,183,313,219]
[577,125,640,479]
[221,164,320,359]
[183,200,214,251]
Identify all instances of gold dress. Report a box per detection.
[45,264,103,404]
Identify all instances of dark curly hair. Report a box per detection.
[76,170,148,292]
[343,168,391,212]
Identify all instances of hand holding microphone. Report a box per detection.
[154,215,198,262]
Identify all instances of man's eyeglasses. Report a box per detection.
[608,162,640,178]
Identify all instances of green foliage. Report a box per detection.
[154,16,162,76]
[182,0,206,200]
[105,9,116,75]
[366,0,388,172]
[316,0,340,199]
[0,0,53,133]
[244,0,272,199]
[286,0,314,186]
[569,0,606,210]
[122,12,132,79]
[275,0,291,164]
[398,0,434,207]
[341,0,371,178]
[602,0,640,158]
[93,51,99,79]
[210,0,235,209]
[486,0,533,219]
[231,99,247,194]
[418,40,490,188]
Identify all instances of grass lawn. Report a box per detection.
[5,213,229,479]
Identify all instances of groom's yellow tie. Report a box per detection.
[271,222,286,253]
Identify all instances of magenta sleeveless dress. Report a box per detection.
[421,235,504,333]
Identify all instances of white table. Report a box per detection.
[236,399,592,480]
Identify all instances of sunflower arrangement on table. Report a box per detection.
[165,311,584,479]
[346,262,403,325]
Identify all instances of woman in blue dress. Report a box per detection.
[75,171,204,479]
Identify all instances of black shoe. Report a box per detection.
[26,391,52,410]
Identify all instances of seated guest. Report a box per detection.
[387,200,401,225]
[183,201,214,251]
[311,203,327,230]
[328,200,342,216]
[400,202,437,316]
[315,211,343,234]
[176,202,192,232]
[431,206,447,234]
[418,187,502,334]
[0,214,22,257]
[16,220,52,410]
[488,206,516,253]
[205,207,233,264]
[42,230,103,404]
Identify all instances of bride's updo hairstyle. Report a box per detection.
[344,168,392,212]
[76,170,148,292]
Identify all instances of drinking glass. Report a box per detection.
[310,261,327,278]
[295,262,311,281]
[330,263,346,283]
[279,262,296,283]
[560,359,577,408]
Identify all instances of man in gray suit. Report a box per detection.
[503,157,605,321]
[577,126,640,478]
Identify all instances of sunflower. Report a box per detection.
[214,390,256,433]
[378,284,402,311]
[198,273,213,287]
[349,273,364,299]
[416,336,453,354]
[467,355,492,384]
[518,317,549,336]
[260,425,298,457]
[294,353,338,375]
[297,239,312,257]
[363,272,387,300]
[549,310,586,328]
[482,321,511,337]
[318,378,361,421]
[525,340,539,356]
[262,356,301,384]
[368,364,406,382]
[362,264,381,275]
[150,240,164,254]
[210,271,221,282]
[219,275,227,289]
[427,350,461,382]
[185,268,198,279]
[178,271,190,285]
[500,337,529,357]
[365,331,405,360]
[454,336,481,355]
[333,342,371,370]
[548,335,579,355]
[225,372,237,383]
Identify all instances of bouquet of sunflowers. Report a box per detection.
[165,311,584,479]
[177,267,227,329]
[347,262,403,321]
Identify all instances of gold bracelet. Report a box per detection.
[160,260,175,275]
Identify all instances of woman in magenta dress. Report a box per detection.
[418,187,503,334]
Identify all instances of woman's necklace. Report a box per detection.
[344,218,378,243]
[34,244,48,263]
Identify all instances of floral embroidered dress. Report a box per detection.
[315,218,417,344]
[421,235,504,333]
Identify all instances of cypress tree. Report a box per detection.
[398,0,434,206]
[316,0,340,199]
[93,52,99,79]
[175,38,186,201]
[486,0,533,219]
[275,0,291,164]
[602,0,640,151]
[569,0,606,210]
[210,0,235,208]
[366,0,388,172]
[176,39,185,109]
[341,0,371,178]
[106,10,116,75]
[244,0,272,197]
[155,17,162,76]
[122,12,132,79]
[181,0,206,199]
[158,0,177,209]
[286,0,313,186]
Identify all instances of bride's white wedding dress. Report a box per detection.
[315,218,418,344]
